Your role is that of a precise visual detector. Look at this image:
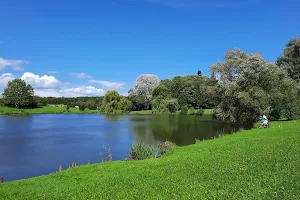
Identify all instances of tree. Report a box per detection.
[277,37,300,84]
[152,84,171,100]
[3,79,35,108]
[79,103,86,111]
[129,74,160,109]
[210,49,300,124]
[101,90,133,114]
[128,94,147,111]
[151,84,179,114]
[86,101,97,110]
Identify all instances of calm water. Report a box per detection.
[0,114,242,182]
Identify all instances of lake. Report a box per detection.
[0,114,243,182]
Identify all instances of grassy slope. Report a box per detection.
[1,120,300,199]
[130,109,214,115]
[0,106,100,115]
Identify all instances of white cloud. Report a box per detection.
[0,72,107,97]
[0,73,15,87]
[34,86,105,97]
[90,80,125,89]
[21,72,61,89]
[0,57,30,71]
[69,72,92,79]
[48,71,58,74]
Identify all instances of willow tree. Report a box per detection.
[210,48,299,124]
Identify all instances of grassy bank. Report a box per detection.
[0,106,101,115]
[130,109,214,115]
[1,120,299,199]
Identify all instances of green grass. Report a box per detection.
[0,106,101,115]
[1,120,300,199]
[203,108,214,115]
[129,110,153,114]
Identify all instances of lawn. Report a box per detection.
[129,110,153,114]
[1,120,299,199]
[0,106,101,115]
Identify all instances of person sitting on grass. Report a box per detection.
[259,115,269,128]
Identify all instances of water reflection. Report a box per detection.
[1,114,246,182]
[129,115,242,146]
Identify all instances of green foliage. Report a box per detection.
[128,94,147,111]
[101,90,133,114]
[86,101,97,110]
[152,84,171,100]
[180,105,188,115]
[0,98,4,106]
[196,109,204,115]
[277,37,300,84]
[66,105,70,112]
[160,75,219,109]
[186,107,203,116]
[210,48,300,124]
[1,120,300,199]
[187,107,197,115]
[2,79,35,108]
[152,98,170,114]
[78,103,86,111]
[167,98,179,113]
[284,100,300,120]
[127,142,159,160]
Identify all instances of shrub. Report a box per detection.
[152,98,170,114]
[79,104,86,111]
[284,100,300,120]
[187,107,197,115]
[180,105,188,115]
[36,102,43,108]
[158,141,177,154]
[127,142,159,160]
[196,108,204,116]
[167,99,179,113]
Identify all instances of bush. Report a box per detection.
[152,99,170,114]
[167,99,179,113]
[187,107,197,115]
[158,141,177,154]
[36,102,43,108]
[284,100,300,120]
[180,105,188,115]
[196,108,204,116]
[127,142,159,160]
[79,104,86,111]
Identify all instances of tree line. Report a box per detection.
[1,37,300,124]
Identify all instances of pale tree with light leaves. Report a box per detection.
[128,74,160,109]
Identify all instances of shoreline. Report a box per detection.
[0,106,215,116]
[0,120,299,199]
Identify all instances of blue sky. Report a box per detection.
[0,0,299,97]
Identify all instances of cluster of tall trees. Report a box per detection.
[1,37,299,124]
[211,38,300,123]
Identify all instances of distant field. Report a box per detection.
[0,106,100,115]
